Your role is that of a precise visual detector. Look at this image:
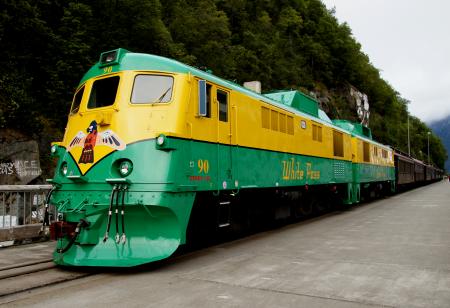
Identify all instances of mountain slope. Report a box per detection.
[430,115,450,172]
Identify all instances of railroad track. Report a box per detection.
[0,210,341,303]
[0,259,93,299]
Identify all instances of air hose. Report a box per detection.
[103,185,118,242]
[56,219,90,254]
[114,187,121,243]
[103,185,128,244]
[42,186,56,227]
[120,186,127,244]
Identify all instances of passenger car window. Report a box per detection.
[131,75,174,104]
[88,76,120,109]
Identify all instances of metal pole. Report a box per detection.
[407,115,411,156]
[2,193,4,228]
[427,132,431,164]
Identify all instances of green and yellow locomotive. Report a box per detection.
[49,49,395,267]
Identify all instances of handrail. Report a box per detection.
[0,185,53,192]
[1,185,56,238]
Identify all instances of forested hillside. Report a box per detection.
[0,0,447,175]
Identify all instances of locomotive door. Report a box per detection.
[216,88,233,191]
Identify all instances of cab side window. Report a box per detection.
[217,90,228,122]
[205,84,212,117]
[198,80,212,117]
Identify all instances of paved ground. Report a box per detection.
[0,241,53,269]
[1,180,450,307]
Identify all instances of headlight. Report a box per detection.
[156,135,165,146]
[60,162,68,176]
[119,160,133,177]
[51,145,57,154]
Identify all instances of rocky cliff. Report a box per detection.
[0,129,42,184]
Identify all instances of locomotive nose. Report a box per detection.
[53,203,182,267]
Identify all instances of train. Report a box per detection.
[47,48,443,267]
[395,150,442,187]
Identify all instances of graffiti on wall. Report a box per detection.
[0,162,14,175]
[0,160,41,177]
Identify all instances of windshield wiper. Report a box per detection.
[156,87,172,103]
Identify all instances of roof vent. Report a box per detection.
[243,81,261,93]
[264,90,319,117]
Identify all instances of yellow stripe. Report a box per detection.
[62,71,394,174]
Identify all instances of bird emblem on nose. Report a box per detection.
[67,120,125,164]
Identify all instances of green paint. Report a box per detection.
[353,163,396,183]
[264,90,319,117]
[54,205,177,266]
[342,163,395,204]
[333,120,373,140]
[51,136,395,266]
[51,137,355,266]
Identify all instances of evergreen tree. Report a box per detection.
[0,0,446,170]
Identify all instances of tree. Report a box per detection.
[0,0,446,172]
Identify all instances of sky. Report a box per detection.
[321,0,450,123]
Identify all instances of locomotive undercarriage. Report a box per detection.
[360,181,393,201]
[185,184,348,247]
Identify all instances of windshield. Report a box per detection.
[88,76,120,109]
[131,75,174,104]
[70,86,84,115]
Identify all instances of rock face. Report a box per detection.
[309,84,367,124]
[0,129,42,184]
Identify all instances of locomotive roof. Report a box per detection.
[80,49,333,124]
[79,49,391,149]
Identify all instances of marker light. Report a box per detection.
[98,49,128,67]
[60,162,68,176]
[51,145,57,154]
[119,160,133,177]
[156,135,165,146]
[100,50,117,64]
